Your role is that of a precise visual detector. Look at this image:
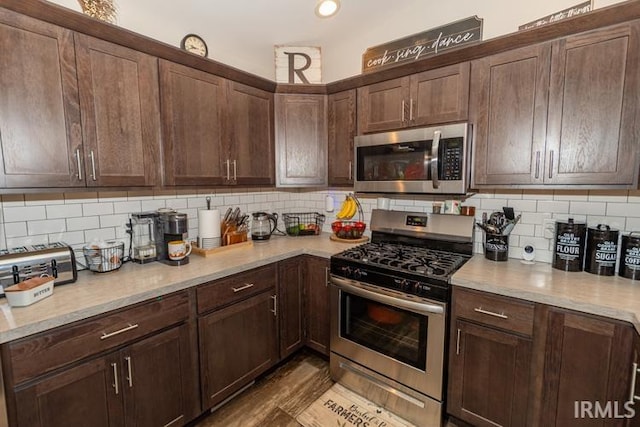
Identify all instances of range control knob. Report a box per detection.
[340,266,352,278]
[415,284,432,296]
[353,269,362,280]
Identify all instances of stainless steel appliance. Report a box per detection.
[330,209,474,426]
[0,242,77,294]
[155,210,190,266]
[251,212,278,241]
[354,122,470,194]
[130,211,158,264]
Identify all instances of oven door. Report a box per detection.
[329,275,446,399]
[354,122,468,194]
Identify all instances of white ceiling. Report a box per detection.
[48,0,625,82]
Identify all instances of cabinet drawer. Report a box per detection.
[197,264,277,314]
[7,292,189,385]
[453,288,535,336]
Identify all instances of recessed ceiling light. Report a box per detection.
[315,0,340,18]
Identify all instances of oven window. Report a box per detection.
[340,291,427,370]
[356,140,432,182]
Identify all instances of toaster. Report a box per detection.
[0,242,77,294]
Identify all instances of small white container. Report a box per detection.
[4,276,54,307]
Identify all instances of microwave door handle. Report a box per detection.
[430,130,441,189]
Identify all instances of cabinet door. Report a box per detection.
[75,34,161,187]
[226,81,275,186]
[304,256,330,356]
[540,309,634,427]
[0,9,83,188]
[122,325,197,427]
[448,319,531,427]
[199,290,278,409]
[471,43,551,186]
[278,257,304,359]
[327,90,356,186]
[159,60,226,186]
[545,22,640,186]
[357,77,410,133]
[275,94,327,187]
[410,62,470,127]
[13,355,124,427]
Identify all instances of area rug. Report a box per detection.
[296,383,416,427]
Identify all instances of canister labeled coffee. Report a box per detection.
[552,218,586,271]
[584,224,618,276]
[484,233,508,262]
[620,232,640,280]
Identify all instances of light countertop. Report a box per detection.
[452,256,640,333]
[2,235,640,344]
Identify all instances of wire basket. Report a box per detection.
[83,241,125,273]
[283,212,326,236]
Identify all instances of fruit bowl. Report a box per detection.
[331,220,366,240]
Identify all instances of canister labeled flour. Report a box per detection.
[584,224,618,276]
[620,232,640,280]
[552,218,586,271]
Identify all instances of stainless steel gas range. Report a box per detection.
[329,209,475,426]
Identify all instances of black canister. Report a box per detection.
[584,224,619,276]
[484,233,509,262]
[620,232,640,280]
[552,218,587,271]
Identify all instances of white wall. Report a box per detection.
[47,0,626,82]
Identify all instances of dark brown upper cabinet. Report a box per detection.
[472,22,640,188]
[226,81,275,186]
[328,90,356,186]
[275,94,328,187]
[159,60,227,186]
[357,63,470,134]
[0,10,161,189]
[75,34,161,187]
[0,10,84,188]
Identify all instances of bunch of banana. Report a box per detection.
[336,194,358,220]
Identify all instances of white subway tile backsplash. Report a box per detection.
[570,201,606,216]
[113,201,143,214]
[511,223,535,237]
[607,203,640,217]
[84,228,116,243]
[67,216,100,232]
[83,203,114,216]
[140,200,167,211]
[46,204,83,219]
[7,235,48,248]
[100,214,130,229]
[4,206,46,222]
[537,200,570,214]
[223,195,240,205]
[4,222,27,238]
[27,219,66,235]
[626,217,640,230]
[51,231,85,245]
[479,198,508,211]
[507,200,538,212]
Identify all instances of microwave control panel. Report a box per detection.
[441,138,463,180]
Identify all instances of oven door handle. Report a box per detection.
[330,276,444,316]
[430,130,441,189]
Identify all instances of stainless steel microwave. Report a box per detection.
[354,123,470,194]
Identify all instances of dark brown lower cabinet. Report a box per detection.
[539,308,635,427]
[12,324,194,427]
[448,319,532,427]
[198,290,278,409]
[304,256,330,356]
[278,257,305,359]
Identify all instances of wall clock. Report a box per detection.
[180,34,208,57]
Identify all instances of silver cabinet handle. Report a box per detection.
[348,161,352,181]
[456,328,461,355]
[90,150,97,181]
[270,294,277,317]
[100,323,139,340]
[232,160,237,181]
[125,356,133,388]
[474,307,508,319]
[535,151,541,179]
[232,283,254,293]
[401,99,406,123]
[409,98,414,121]
[75,148,83,181]
[430,130,441,189]
[111,362,119,395]
[325,266,329,287]
[548,150,554,179]
[225,159,230,181]
[630,362,640,402]
[163,416,184,427]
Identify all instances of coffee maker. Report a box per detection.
[130,211,159,264]
[155,210,190,266]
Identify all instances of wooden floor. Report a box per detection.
[188,349,458,427]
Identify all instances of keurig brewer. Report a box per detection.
[155,210,190,266]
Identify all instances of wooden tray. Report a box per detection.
[329,234,369,244]
[192,240,253,257]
